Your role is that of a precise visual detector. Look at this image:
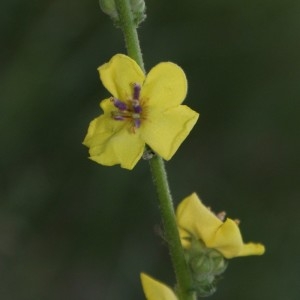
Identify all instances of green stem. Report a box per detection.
[115,0,145,71]
[149,156,195,300]
[114,1,194,299]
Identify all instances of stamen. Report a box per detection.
[133,83,141,100]
[110,83,144,131]
[133,118,141,128]
[111,111,125,121]
[132,99,142,113]
[111,97,128,111]
[132,113,141,128]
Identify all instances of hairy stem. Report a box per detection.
[115,0,144,71]
[114,1,194,299]
[149,155,195,300]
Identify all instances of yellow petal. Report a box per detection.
[141,106,199,160]
[208,218,244,258]
[207,218,265,258]
[140,273,178,300]
[141,62,187,110]
[98,54,145,100]
[83,99,123,146]
[99,97,118,115]
[177,227,192,249]
[83,111,145,170]
[238,242,265,256]
[176,193,222,244]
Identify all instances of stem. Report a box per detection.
[115,0,145,71]
[114,1,194,299]
[149,156,195,300]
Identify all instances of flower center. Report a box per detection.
[110,83,143,130]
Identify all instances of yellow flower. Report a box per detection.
[83,54,199,169]
[140,273,178,300]
[176,193,265,259]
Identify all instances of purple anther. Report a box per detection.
[113,115,124,121]
[133,83,141,100]
[111,97,127,111]
[133,105,142,114]
[133,118,141,128]
[132,99,142,114]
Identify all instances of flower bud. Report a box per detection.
[99,0,118,21]
[193,282,216,298]
[99,0,146,27]
[130,0,146,25]
[184,239,228,297]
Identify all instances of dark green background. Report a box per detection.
[1,0,299,299]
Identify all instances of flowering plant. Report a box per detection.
[84,1,265,299]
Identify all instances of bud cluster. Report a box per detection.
[184,238,228,297]
[99,0,146,27]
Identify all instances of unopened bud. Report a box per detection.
[99,0,118,21]
[193,282,216,298]
[99,0,146,27]
[130,0,146,25]
[184,239,228,297]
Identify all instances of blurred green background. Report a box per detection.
[1,0,299,299]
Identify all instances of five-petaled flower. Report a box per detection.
[176,193,265,258]
[83,54,199,169]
